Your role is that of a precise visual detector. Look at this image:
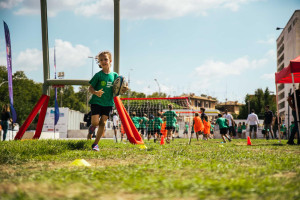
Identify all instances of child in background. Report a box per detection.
[163,104,178,143]
[183,122,189,138]
[154,112,163,143]
[175,122,180,138]
[237,122,242,139]
[210,121,215,139]
[280,124,286,139]
[241,122,247,139]
[215,114,231,143]
[139,113,148,139]
[203,115,211,140]
[131,111,141,134]
[193,112,204,141]
[147,115,155,141]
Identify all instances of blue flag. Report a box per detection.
[54,46,59,125]
[4,21,17,123]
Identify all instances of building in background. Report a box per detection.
[216,101,244,115]
[276,10,300,124]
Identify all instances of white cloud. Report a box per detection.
[192,56,269,88]
[15,48,43,71]
[50,39,92,70]
[9,39,91,72]
[257,35,276,45]
[266,49,276,60]
[260,73,275,81]
[8,0,258,19]
[0,0,23,9]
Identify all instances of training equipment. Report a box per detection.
[247,136,252,145]
[114,96,144,145]
[70,159,91,166]
[113,76,128,97]
[120,97,196,140]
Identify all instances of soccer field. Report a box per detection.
[0,139,299,200]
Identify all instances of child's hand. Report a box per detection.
[94,89,104,97]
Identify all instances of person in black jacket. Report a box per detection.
[1,104,12,141]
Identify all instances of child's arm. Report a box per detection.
[89,85,104,97]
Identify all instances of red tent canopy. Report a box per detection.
[275,55,300,83]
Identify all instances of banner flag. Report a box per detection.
[54,46,59,125]
[4,21,17,123]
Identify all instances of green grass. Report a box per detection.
[0,139,299,200]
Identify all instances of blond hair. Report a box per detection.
[95,51,112,68]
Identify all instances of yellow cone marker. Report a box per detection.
[70,159,91,167]
[139,145,147,149]
[219,145,224,148]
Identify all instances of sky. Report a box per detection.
[0,0,299,103]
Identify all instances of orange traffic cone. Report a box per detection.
[247,136,252,145]
[160,135,165,145]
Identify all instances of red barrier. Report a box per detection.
[33,96,49,139]
[114,96,144,144]
[14,94,49,140]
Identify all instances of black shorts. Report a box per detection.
[250,125,257,132]
[154,129,161,135]
[183,130,188,134]
[148,130,155,135]
[91,104,112,117]
[220,128,228,135]
[166,126,174,130]
[140,128,146,135]
[113,125,118,130]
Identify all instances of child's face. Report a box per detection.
[99,54,111,69]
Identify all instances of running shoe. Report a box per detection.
[228,138,232,142]
[92,144,99,151]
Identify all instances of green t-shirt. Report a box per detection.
[241,125,246,130]
[147,119,154,131]
[210,124,214,131]
[163,110,177,127]
[89,70,118,107]
[131,116,141,129]
[185,124,189,131]
[154,117,163,129]
[140,117,148,129]
[216,117,228,129]
[175,124,179,131]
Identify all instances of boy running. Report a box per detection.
[163,104,178,143]
[203,115,211,140]
[193,112,204,141]
[216,114,231,143]
[88,51,127,151]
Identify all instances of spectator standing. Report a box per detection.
[263,105,274,140]
[287,85,300,145]
[246,109,260,139]
[1,104,12,141]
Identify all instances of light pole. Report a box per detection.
[276,27,284,30]
[128,68,133,113]
[154,79,161,96]
[88,56,94,77]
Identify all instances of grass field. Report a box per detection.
[0,138,299,200]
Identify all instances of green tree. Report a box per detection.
[238,87,276,119]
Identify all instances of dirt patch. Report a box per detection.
[272,172,298,178]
